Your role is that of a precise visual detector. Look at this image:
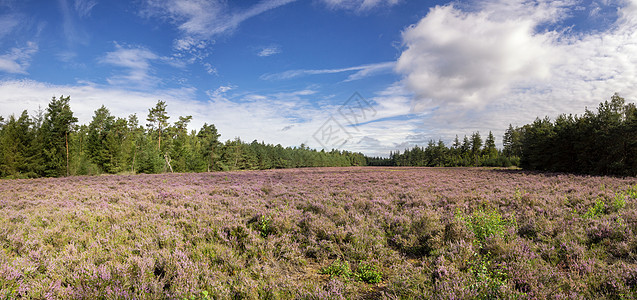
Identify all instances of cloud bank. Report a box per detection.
[395,0,637,143]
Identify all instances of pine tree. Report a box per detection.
[127,114,144,173]
[197,123,220,172]
[41,96,78,177]
[503,124,515,157]
[147,100,170,151]
[171,115,193,172]
[483,131,497,159]
[470,132,482,166]
[0,111,33,177]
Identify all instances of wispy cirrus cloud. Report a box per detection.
[99,43,162,88]
[142,0,296,54]
[0,42,38,74]
[74,0,98,18]
[58,0,90,46]
[257,45,281,57]
[261,61,395,81]
[321,0,401,12]
[0,13,20,38]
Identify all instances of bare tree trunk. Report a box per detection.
[164,153,173,173]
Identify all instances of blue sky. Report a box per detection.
[1,0,636,156]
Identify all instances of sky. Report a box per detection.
[0,0,636,157]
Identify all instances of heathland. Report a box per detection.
[1,167,636,299]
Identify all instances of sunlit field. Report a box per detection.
[1,167,637,299]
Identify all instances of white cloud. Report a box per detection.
[261,61,395,81]
[470,0,575,24]
[0,79,198,127]
[0,14,19,38]
[142,0,295,53]
[258,46,281,57]
[396,3,560,109]
[0,42,38,74]
[618,0,637,25]
[203,62,217,75]
[173,36,208,53]
[336,83,427,155]
[74,0,97,18]
[206,84,235,99]
[343,62,395,82]
[99,43,161,88]
[321,0,400,12]
[393,0,637,148]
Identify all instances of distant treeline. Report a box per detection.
[371,94,637,177]
[366,131,517,168]
[0,97,366,178]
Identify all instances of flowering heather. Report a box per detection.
[1,167,636,299]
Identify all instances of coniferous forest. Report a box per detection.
[0,94,635,178]
[0,97,366,178]
[370,94,637,177]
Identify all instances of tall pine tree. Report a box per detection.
[41,96,77,177]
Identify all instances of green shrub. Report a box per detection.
[626,185,637,199]
[354,262,382,284]
[584,198,606,219]
[319,260,383,284]
[459,209,515,246]
[256,215,272,238]
[611,193,626,212]
[319,259,352,279]
[184,291,212,300]
[468,254,509,299]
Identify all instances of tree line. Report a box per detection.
[503,94,637,176]
[366,131,518,168]
[370,94,637,177]
[0,97,366,178]
[2,94,635,178]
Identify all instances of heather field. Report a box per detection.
[1,168,637,299]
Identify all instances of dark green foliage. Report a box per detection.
[354,262,383,284]
[502,124,521,157]
[0,111,37,178]
[5,94,633,177]
[319,259,383,284]
[460,209,516,246]
[319,259,352,279]
[372,94,636,176]
[377,134,515,168]
[0,100,367,177]
[135,136,165,174]
[512,94,637,176]
[483,131,497,160]
[39,96,78,177]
